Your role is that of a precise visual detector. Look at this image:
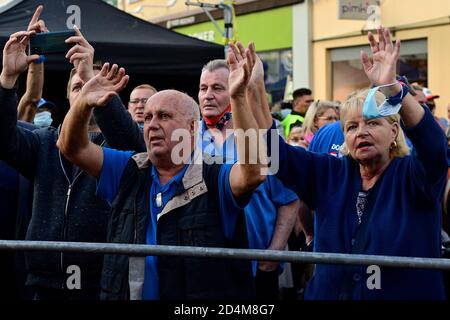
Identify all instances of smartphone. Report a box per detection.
[29,30,76,55]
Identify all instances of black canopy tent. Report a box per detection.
[0,0,224,125]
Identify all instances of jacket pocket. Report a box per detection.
[177,212,221,247]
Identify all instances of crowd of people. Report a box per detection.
[0,5,449,300]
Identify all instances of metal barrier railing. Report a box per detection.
[1,240,450,270]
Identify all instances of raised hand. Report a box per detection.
[227,42,255,99]
[241,42,264,92]
[27,5,48,34]
[361,27,401,87]
[79,63,129,108]
[65,26,95,82]
[1,31,39,87]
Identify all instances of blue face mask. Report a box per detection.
[362,83,402,119]
[34,111,53,127]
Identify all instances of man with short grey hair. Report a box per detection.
[198,44,299,300]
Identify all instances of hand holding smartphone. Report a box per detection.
[29,30,76,55]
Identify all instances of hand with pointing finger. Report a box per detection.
[65,26,95,82]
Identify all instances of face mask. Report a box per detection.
[362,83,402,120]
[289,142,301,147]
[34,111,53,127]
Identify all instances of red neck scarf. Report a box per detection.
[203,104,232,129]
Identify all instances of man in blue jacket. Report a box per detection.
[0,8,145,299]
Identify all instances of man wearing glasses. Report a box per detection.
[128,84,157,128]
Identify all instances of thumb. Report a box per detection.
[27,54,41,64]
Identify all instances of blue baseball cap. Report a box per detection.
[37,98,56,109]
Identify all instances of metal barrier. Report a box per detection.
[1,240,450,270]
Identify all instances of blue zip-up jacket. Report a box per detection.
[271,107,447,300]
[0,85,145,292]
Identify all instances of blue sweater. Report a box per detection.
[272,107,447,300]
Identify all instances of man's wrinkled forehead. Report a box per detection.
[200,68,229,85]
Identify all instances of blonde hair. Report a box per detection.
[339,89,410,158]
[287,126,304,143]
[302,100,339,135]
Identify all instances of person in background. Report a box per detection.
[412,84,447,131]
[287,126,307,148]
[0,6,145,300]
[308,121,345,158]
[302,100,339,147]
[281,88,314,137]
[198,51,299,300]
[33,98,56,127]
[127,84,157,128]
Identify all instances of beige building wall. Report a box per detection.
[118,0,227,21]
[312,0,450,117]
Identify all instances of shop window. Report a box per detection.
[331,39,427,102]
[259,49,293,104]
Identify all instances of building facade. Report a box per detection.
[118,0,305,104]
[311,0,450,117]
[118,0,450,116]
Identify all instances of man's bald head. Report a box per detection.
[145,90,200,121]
[143,90,200,164]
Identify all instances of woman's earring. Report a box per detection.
[390,141,398,150]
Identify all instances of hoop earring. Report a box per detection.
[390,141,398,150]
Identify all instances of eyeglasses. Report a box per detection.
[129,98,149,105]
[317,116,339,121]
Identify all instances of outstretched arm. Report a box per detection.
[228,42,267,200]
[17,5,48,122]
[361,27,446,200]
[17,63,44,122]
[361,28,424,127]
[230,42,273,130]
[65,26,145,152]
[57,63,129,178]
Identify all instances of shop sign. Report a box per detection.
[166,16,196,28]
[188,30,215,42]
[338,0,380,20]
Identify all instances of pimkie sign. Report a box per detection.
[338,0,381,20]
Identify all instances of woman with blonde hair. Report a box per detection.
[302,101,339,145]
[255,28,447,299]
